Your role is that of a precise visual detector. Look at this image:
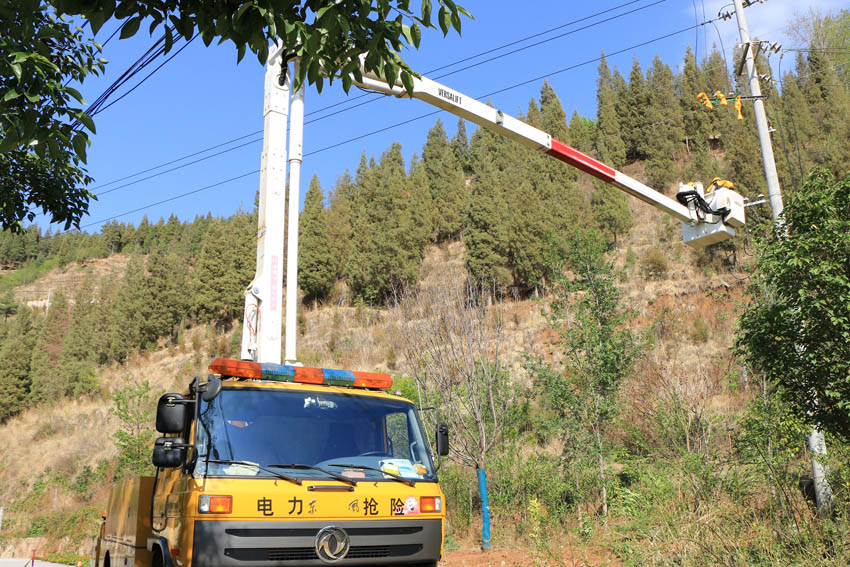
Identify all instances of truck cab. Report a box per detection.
[97,359,448,567]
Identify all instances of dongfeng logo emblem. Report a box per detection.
[315,526,350,563]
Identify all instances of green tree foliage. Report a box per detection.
[464,123,512,287]
[110,380,161,477]
[192,213,255,324]
[644,55,684,190]
[623,57,649,161]
[108,254,145,363]
[592,184,633,245]
[0,1,105,231]
[594,54,627,168]
[530,229,644,523]
[57,278,99,397]
[736,170,850,439]
[423,119,467,242]
[298,174,335,302]
[450,118,472,175]
[345,143,427,302]
[567,110,595,153]
[325,172,355,283]
[140,251,190,345]
[0,305,38,421]
[29,290,70,402]
[678,47,713,179]
[2,1,469,233]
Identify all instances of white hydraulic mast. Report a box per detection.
[284,59,305,365]
[241,46,291,363]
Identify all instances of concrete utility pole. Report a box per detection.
[732,0,783,217]
[732,0,832,516]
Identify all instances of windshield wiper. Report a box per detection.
[205,459,301,485]
[267,463,357,486]
[327,463,416,487]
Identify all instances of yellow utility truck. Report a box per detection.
[95,358,449,567]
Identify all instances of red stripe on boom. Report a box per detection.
[546,139,616,183]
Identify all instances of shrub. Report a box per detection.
[642,248,669,279]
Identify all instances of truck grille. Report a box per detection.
[228,544,423,562]
[196,519,440,566]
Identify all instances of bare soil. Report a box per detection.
[442,546,619,567]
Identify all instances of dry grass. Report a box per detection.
[0,226,750,557]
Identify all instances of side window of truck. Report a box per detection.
[385,412,411,459]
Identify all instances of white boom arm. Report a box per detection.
[351,69,745,247]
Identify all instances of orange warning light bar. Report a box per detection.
[208,359,393,389]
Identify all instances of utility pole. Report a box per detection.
[731,0,832,516]
[732,0,782,217]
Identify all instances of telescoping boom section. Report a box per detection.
[350,70,744,248]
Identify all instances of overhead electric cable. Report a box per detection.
[79,171,259,229]
[95,33,199,114]
[90,0,668,190]
[81,19,718,229]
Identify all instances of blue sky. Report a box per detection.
[56,0,846,234]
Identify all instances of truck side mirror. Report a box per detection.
[152,436,189,468]
[436,423,449,457]
[156,393,190,433]
[201,377,222,402]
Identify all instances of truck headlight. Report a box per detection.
[199,495,232,514]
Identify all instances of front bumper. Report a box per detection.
[193,519,441,566]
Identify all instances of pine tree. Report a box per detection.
[326,172,355,282]
[624,57,649,160]
[644,55,685,190]
[568,110,595,153]
[423,119,467,242]
[29,290,71,402]
[595,54,627,168]
[345,143,425,302]
[108,255,146,362]
[0,306,37,421]
[299,174,336,302]
[465,124,512,287]
[141,251,190,344]
[192,212,255,325]
[451,118,472,175]
[592,185,634,245]
[58,278,99,397]
[678,46,713,179]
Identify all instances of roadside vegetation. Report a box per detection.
[1,9,849,565]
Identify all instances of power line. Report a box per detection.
[79,171,259,229]
[80,19,716,230]
[93,0,666,196]
[90,0,667,192]
[95,33,199,115]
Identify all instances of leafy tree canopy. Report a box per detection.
[1,0,470,231]
[736,170,850,439]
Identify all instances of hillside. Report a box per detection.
[2,13,850,563]
[0,192,747,560]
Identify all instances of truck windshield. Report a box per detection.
[195,388,436,482]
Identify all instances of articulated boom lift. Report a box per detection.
[242,52,747,364]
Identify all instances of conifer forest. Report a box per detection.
[1,7,850,566]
